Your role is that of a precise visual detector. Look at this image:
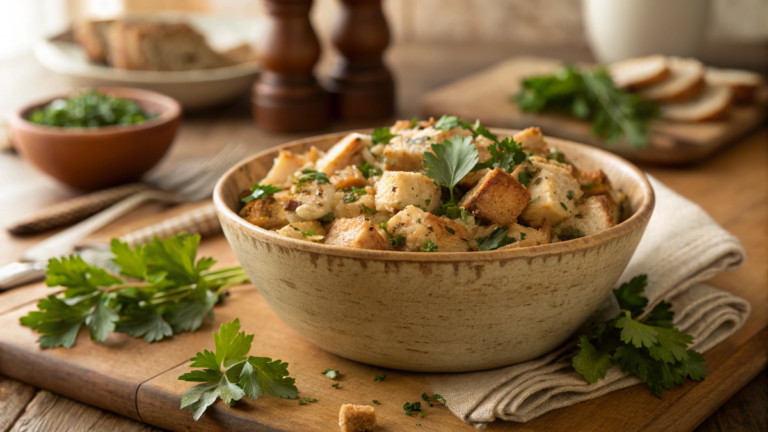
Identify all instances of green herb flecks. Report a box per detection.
[342,186,367,203]
[419,240,438,253]
[296,169,330,187]
[242,183,281,203]
[322,368,339,379]
[28,90,156,128]
[371,127,398,145]
[359,163,383,179]
[476,227,517,251]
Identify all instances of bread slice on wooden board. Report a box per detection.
[638,57,705,103]
[73,19,115,64]
[609,55,670,90]
[106,20,232,71]
[661,85,733,122]
[705,68,766,104]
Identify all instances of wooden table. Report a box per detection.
[1,44,766,432]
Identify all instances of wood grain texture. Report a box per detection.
[0,376,36,432]
[420,57,768,164]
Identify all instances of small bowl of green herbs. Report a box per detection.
[8,87,181,190]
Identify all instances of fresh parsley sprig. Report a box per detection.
[423,135,478,202]
[474,137,528,173]
[371,127,398,145]
[476,227,517,251]
[20,234,248,348]
[572,275,706,396]
[241,183,281,203]
[178,319,298,420]
[434,115,499,142]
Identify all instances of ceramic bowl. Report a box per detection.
[213,129,655,372]
[7,87,181,190]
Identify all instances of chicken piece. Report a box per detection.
[277,221,326,242]
[459,168,531,226]
[324,217,390,251]
[332,187,377,218]
[521,168,583,228]
[513,127,550,156]
[339,404,377,432]
[239,196,289,230]
[374,171,441,214]
[554,195,615,240]
[330,165,368,190]
[262,151,309,187]
[386,206,471,252]
[316,134,366,176]
[286,181,335,222]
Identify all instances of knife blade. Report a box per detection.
[0,203,220,290]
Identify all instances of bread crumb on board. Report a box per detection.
[339,404,377,432]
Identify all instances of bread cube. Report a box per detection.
[339,404,376,432]
[332,187,377,218]
[555,195,615,239]
[324,217,390,251]
[520,168,583,227]
[239,196,289,230]
[513,127,550,156]
[383,135,433,172]
[470,222,550,250]
[459,168,531,226]
[277,221,326,242]
[262,150,309,187]
[331,165,368,190]
[286,182,335,222]
[316,134,366,176]
[374,171,441,213]
[387,206,471,252]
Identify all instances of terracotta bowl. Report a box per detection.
[7,87,181,190]
[213,129,655,373]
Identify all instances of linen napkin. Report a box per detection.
[427,177,751,428]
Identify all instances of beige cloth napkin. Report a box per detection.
[428,177,751,428]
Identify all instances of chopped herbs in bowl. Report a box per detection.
[27,90,156,128]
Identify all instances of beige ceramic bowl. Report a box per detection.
[213,129,655,373]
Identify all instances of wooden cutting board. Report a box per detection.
[421,56,768,165]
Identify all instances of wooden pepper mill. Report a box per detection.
[253,0,330,132]
[325,0,395,121]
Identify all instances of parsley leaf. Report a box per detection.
[474,137,528,173]
[296,169,330,187]
[359,162,382,179]
[419,240,438,252]
[322,368,339,379]
[612,274,648,317]
[178,319,298,421]
[476,227,516,251]
[374,374,386,381]
[371,127,398,145]
[434,115,472,131]
[319,212,335,223]
[241,183,281,203]
[423,135,479,202]
[342,186,367,203]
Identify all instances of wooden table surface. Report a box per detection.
[0,43,766,431]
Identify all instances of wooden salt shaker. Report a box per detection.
[325,0,395,120]
[252,0,330,132]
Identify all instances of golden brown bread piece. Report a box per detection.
[460,168,531,226]
[324,217,390,251]
[74,19,114,64]
[339,404,376,432]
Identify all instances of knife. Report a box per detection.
[0,203,220,290]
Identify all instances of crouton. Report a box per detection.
[331,165,368,190]
[333,187,377,218]
[529,155,573,176]
[286,182,335,222]
[513,127,550,156]
[239,196,289,230]
[374,171,441,214]
[339,404,376,432]
[459,168,531,226]
[316,134,366,176]
[383,135,433,172]
[324,217,390,250]
[277,221,326,242]
[521,168,583,227]
[386,206,471,252]
[470,222,550,250]
[262,151,309,186]
[555,195,615,239]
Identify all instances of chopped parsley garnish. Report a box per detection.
[434,394,446,404]
[359,162,382,179]
[372,400,381,405]
[474,136,529,173]
[476,227,516,251]
[380,223,406,247]
[560,202,568,211]
[371,127,398,145]
[423,135,479,202]
[303,398,317,403]
[445,226,456,235]
[411,117,419,127]
[547,151,568,164]
[374,374,386,381]
[567,190,574,200]
[572,275,706,396]
[178,319,298,420]
[583,183,596,189]
[421,392,433,407]
[419,410,425,418]
[403,401,421,415]
[534,177,543,185]
[434,200,468,222]
[557,228,582,241]
[301,230,318,239]
[529,196,540,205]
[321,368,339,379]
[332,383,340,388]
[419,239,438,252]
[296,169,330,187]
[416,218,421,224]
[298,399,306,405]
[361,204,377,214]
[520,232,527,240]
[319,212,335,223]
[342,186,367,203]
[241,183,281,203]
[518,170,537,187]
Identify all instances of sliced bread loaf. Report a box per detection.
[74,19,114,64]
[638,57,705,103]
[661,85,733,122]
[705,68,765,104]
[609,55,670,90]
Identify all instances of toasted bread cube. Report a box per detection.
[277,221,326,242]
[332,187,377,218]
[374,171,441,213]
[555,195,615,239]
[262,151,309,187]
[521,168,583,227]
[331,165,368,190]
[387,206,471,252]
[325,217,390,251]
[383,135,432,172]
[286,182,335,222]
[470,222,550,250]
[459,168,531,226]
[317,134,366,176]
[239,196,289,230]
[529,155,573,176]
[513,127,550,156]
[339,404,376,432]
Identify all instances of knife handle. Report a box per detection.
[118,203,220,247]
[0,261,45,291]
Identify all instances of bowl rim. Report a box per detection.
[213,128,655,262]
[6,86,182,136]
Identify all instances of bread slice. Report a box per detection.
[705,68,765,104]
[661,85,733,122]
[609,55,670,90]
[74,19,115,64]
[107,20,231,71]
[638,57,705,103]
